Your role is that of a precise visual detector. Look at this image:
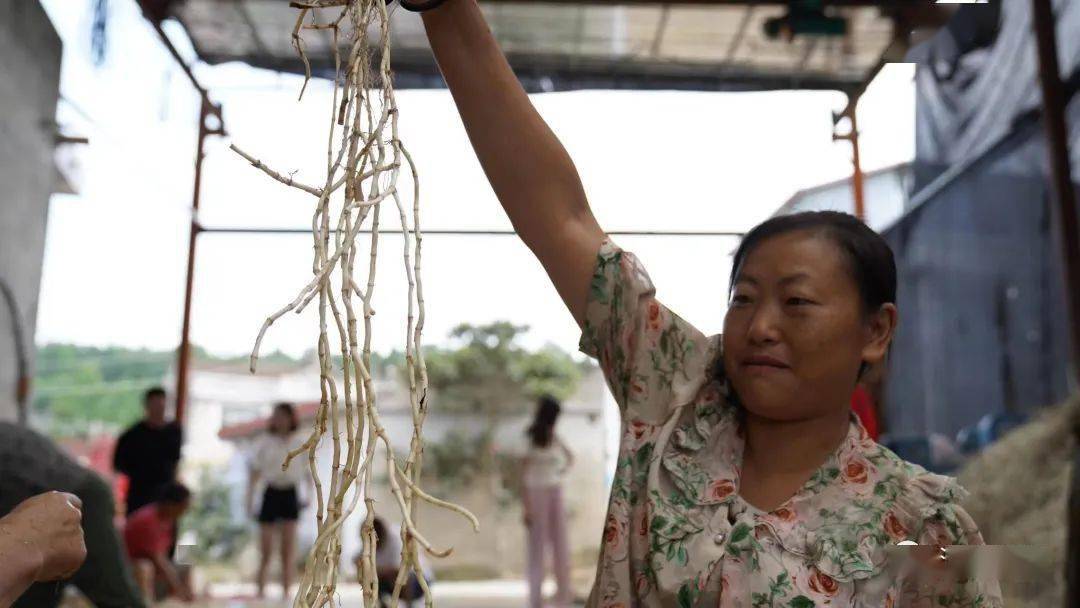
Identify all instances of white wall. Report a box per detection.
[0,1,62,422]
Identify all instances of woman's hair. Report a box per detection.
[729,211,897,315]
[371,516,387,542]
[527,395,562,448]
[271,402,299,435]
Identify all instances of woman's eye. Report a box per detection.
[731,294,752,305]
[786,297,814,306]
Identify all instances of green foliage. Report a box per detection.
[413,323,589,490]
[33,344,174,436]
[34,325,591,447]
[180,468,250,562]
[422,430,488,490]
[32,343,308,437]
[417,322,583,416]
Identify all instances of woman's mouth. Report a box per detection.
[741,354,790,373]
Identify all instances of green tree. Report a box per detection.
[180,467,250,562]
[32,343,308,436]
[409,322,589,488]
[419,321,582,415]
[33,344,174,436]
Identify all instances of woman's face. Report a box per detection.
[722,230,896,422]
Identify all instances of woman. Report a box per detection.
[247,402,307,599]
[418,2,1003,605]
[522,395,575,608]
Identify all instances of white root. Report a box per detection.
[234,1,476,606]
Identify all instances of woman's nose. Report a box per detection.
[746,304,782,345]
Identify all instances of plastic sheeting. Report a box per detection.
[882,0,1078,439]
[907,0,1080,187]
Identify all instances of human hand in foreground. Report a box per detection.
[0,492,87,608]
[3,492,87,580]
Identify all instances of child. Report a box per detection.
[123,482,194,603]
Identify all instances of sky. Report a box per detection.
[35,0,916,361]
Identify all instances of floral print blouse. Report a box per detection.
[578,239,1002,608]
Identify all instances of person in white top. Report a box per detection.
[521,395,574,608]
[246,403,308,599]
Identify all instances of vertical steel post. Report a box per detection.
[175,99,223,423]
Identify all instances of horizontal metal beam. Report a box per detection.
[197,226,745,237]
[169,0,921,94]
[196,47,863,93]
[476,0,911,5]
[162,0,914,9]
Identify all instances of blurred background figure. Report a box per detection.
[246,402,306,600]
[0,422,145,608]
[851,360,885,441]
[522,395,574,608]
[124,481,194,604]
[354,516,430,608]
[113,387,183,515]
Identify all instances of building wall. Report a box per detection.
[0,1,62,422]
[773,165,914,233]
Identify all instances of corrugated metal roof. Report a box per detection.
[165,0,907,92]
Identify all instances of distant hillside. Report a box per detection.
[32,335,576,436]
[32,344,309,436]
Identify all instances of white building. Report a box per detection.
[772,163,914,231]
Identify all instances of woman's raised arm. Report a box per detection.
[421,0,605,326]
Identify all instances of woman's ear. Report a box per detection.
[861,303,898,366]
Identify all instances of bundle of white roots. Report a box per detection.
[231,1,478,606]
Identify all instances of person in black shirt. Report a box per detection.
[113,387,183,515]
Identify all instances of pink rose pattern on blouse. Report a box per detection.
[578,239,1003,608]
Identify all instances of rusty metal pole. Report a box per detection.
[175,100,224,423]
[145,16,225,422]
[1031,0,1080,375]
[850,107,867,221]
[833,95,867,221]
[1029,1,1080,606]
